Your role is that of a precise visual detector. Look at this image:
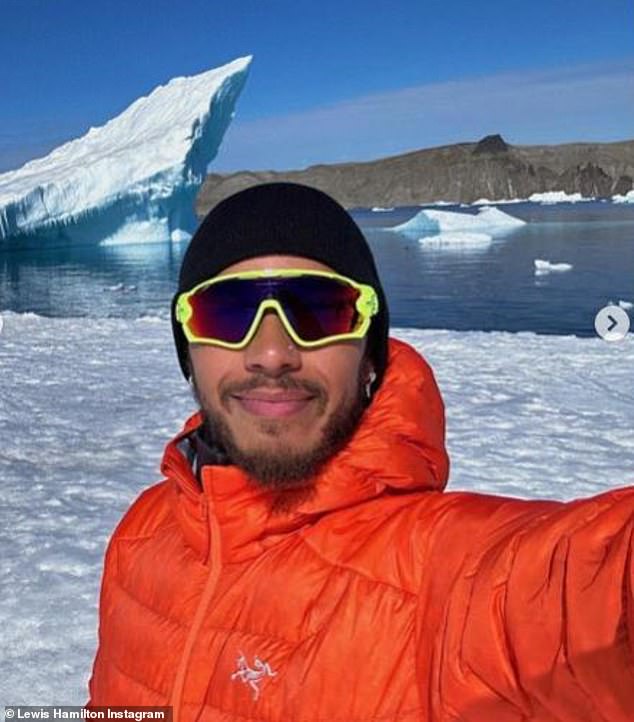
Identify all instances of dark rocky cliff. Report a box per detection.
[196,135,634,215]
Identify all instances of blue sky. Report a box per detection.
[1,0,632,173]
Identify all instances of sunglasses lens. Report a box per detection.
[186,274,362,345]
[276,276,360,341]
[187,278,261,343]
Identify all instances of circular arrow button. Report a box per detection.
[595,305,630,342]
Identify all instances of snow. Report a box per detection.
[534,259,573,274]
[472,192,595,205]
[1,312,633,705]
[419,231,492,248]
[529,191,588,204]
[392,206,526,235]
[612,190,634,204]
[0,57,251,246]
[473,197,523,205]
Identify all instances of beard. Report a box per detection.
[190,369,368,494]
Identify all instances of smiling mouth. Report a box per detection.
[232,391,317,418]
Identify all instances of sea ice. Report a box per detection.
[0,57,251,247]
[529,191,588,204]
[473,197,523,205]
[392,206,526,236]
[1,312,633,705]
[534,259,573,274]
[612,190,634,204]
[607,300,633,315]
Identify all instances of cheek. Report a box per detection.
[189,347,235,401]
[312,347,365,401]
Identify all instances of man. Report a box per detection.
[88,183,634,721]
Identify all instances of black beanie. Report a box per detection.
[171,182,390,390]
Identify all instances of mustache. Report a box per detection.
[220,374,327,401]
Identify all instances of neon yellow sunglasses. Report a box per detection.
[175,268,379,350]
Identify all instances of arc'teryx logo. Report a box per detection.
[230,651,277,700]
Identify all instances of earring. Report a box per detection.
[365,370,377,399]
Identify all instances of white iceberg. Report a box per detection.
[608,299,634,311]
[0,56,252,247]
[371,206,394,212]
[612,190,634,204]
[528,191,588,204]
[534,259,573,275]
[392,206,525,235]
[419,231,493,248]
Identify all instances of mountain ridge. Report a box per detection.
[196,135,634,214]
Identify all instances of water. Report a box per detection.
[1,201,633,336]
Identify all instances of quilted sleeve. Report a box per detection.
[416,488,634,721]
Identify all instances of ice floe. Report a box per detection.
[392,206,526,236]
[534,259,573,274]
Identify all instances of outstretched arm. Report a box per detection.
[416,488,634,721]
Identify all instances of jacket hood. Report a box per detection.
[160,337,449,563]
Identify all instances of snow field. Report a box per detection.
[1,313,633,705]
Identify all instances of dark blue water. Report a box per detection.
[1,201,633,336]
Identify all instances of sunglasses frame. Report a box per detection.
[175,268,379,350]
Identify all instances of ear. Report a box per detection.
[361,358,377,401]
[361,355,375,381]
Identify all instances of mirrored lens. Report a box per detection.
[188,277,261,343]
[275,276,360,341]
[186,274,361,344]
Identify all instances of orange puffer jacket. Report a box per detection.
[88,338,634,721]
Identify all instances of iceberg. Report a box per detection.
[391,206,526,235]
[534,259,573,275]
[0,56,252,247]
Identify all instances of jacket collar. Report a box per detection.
[160,337,449,564]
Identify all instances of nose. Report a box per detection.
[243,310,301,377]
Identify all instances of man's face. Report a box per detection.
[188,255,373,491]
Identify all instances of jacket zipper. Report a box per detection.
[170,498,222,722]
